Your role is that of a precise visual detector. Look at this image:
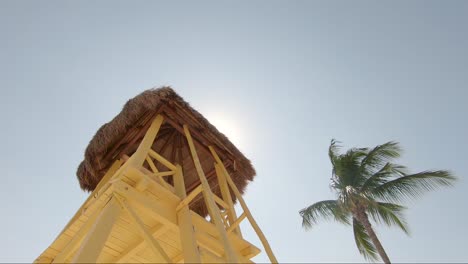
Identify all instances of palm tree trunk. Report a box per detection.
[355,208,391,264]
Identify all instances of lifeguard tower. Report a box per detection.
[35,87,277,263]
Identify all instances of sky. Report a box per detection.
[1,0,467,263]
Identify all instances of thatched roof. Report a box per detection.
[77,87,255,216]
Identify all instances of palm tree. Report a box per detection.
[299,140,456,263]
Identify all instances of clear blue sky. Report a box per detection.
[1,1,467,262]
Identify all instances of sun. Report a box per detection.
[205,112,245,149]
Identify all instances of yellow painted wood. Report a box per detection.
[200,248,225,263]
[145,155,167,187]
[51,200,108,263]
[113,181,178,229]
[212,193,229,210]
[154,171,176,177]
[215,162,242,236]
[190,212,260,257]
[209,147,278,264]
[38,119,272,264]
[72,197,121,263]
[48,160,123,259]
[114,224,166,263]
[148,149,177,171]
[115,195,171,263]
[145,155,159,173]
[123,167,179,205]
[127,115,164,168]
[227,213,246,234]
[176,185,203,211]
[184,125,239,263]
[174,164,202,263]
[134,164,175,193]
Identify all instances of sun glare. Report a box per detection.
[205,112,245,149]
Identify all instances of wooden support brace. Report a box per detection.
[184,125,239,263]
[209,146,279,264]
[148,149,177,171]
[51,161,123,263]
[213,193,229,209]
[115,195,172,263]
[214,162,242,236]
[113,224,167,263]
[154,171,176,177]
[227,213,247,234]
[127,115,164,168]
[176,185,203,212]
[146,155,159,173]
[173,164,202,263]
[72,197,121,263]
[51,199,107,263]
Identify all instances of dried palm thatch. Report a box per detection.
[77,87,256,216]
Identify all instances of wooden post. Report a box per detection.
[173,164,201,263]
[209,146,278,264]
[184,125,239,263]
[72,197,121,263]
[127,115,164,168]
[215,162,242,237]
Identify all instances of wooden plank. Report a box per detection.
[45,160,122,262]
[123,167,179,204]
[51,195,113,263]
[183,125,239,263]
[113,224,166,263]
[113,180,178,229]
[115,196,171,263]
[72,198,122,263]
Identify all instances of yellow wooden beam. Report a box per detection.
[215,162,242,236]
[113,180,178,229]
[148,149,177,171]
[209,146,279,264]
[176,185,203,211]
[115,195,171,263]
[51,197,108,263]
[173,164,202,263]
[127,115,164,168]
[212,193,229,210]
[53,159,123,249]
[123,167,179,204]
[72,197,121,263]
[227,213,247,234]
[154,171,176,177]
[184,125,239,263]
[133,163,175,193]
[113,223,166,263]
[145,155,159,173]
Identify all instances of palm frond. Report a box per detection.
[333,149,369,189]
[370,170,456,203]
[360,163,407,192]
[299,200,351,229]
[329,139,341,168]
[360,141,401,174]
[366,202,409,235]
[353,218,379,261]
